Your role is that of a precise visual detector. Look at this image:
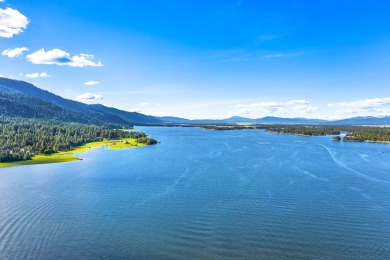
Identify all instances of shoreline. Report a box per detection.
[343,139,390,144]
[0,138,148,168]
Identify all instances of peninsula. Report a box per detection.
[0,117,157,168]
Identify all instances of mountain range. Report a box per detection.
[1,77,389,126]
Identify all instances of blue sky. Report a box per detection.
[1,0,390,119]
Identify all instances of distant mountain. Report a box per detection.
[90,104,164,124]
[224,116,327,124]
[223,116,253,123]
[158,116,226,124]
[159,115,389,125]
[333,116,390,125]
[158,116,192,124]
[1,77,389,126]
[159,116,327,124]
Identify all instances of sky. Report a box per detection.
[1,0,390,119]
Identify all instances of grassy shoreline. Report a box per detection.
[0,138,147,168]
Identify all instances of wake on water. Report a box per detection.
[319,144,390,186]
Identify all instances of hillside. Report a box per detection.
[0,78,167,126]
[90,104,164,124]
[0,91,102,124]
[0,78,135,126]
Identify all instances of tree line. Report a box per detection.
[263,125,390,142]
[0,117,157,163]
[198,123,390,142]
[343,128,390,142]
[266,125,342,136]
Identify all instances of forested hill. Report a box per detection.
[0,77,162,126]
[0,91,130,126]
[89,104,163,124]
[0,78,163,165]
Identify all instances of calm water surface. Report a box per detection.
[0,127,390,259]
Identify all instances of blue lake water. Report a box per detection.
[1,127,390,259]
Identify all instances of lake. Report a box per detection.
[1,127,390,259]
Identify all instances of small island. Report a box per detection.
[332,136,341,141]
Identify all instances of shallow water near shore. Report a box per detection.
[1,127,390,259]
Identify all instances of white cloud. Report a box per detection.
[2,47,28,57]
[0,74,4,77]
[0,8,29,38]
[138,102,149,106]
[232,99,318,117]
[24,72,51,78]
[27,49,103,67]
[329,97,390,117]
[285,99,309,105]
[234,102,285,115]
[329,97,390,109]
[84,81,100,86]
[261,52,306,60]
[64,89,72,92]
[75,93,103,103]
[293,104,318,113]
[262,53,286,59]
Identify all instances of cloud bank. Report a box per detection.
[24,72,51,78]
[0,8,29,38]
[329,97,390,117]
[27,49,103,67]
[84,81,100,86]
[232,99,318,117]
[75,93,103,103]
[2,47,28,57]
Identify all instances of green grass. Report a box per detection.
[69,138,145,151]
[0,154,80,168]
[0,138,145,168]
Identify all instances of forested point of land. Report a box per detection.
[0,117,157,163]
[266,125,342,136]
[264,125,390,142]
[198,124,390,142]
[343,128,390,142]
